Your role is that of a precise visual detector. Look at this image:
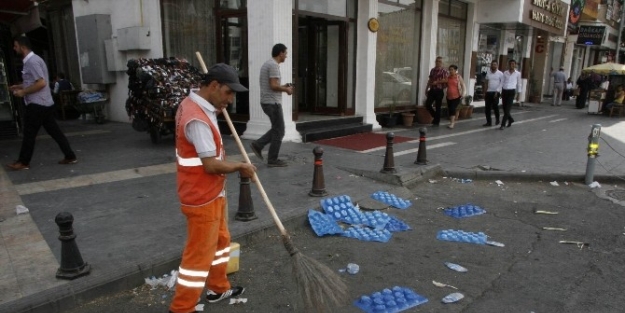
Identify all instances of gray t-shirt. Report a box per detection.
[260,58,282,104]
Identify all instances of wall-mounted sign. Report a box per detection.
[576,25,605,45]
[568,0,585,31]
[523,0,569,36]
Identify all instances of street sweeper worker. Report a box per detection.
[169,63,256,313]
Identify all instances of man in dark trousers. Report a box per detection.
[483,61,503,126]
[424,56,449,126]
[500,59,522,130]
[7,36,77,171]
[249,43,293,167]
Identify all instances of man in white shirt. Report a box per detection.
[500,59,522,130]
[483,61,503,127]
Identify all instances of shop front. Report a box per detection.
[474,0,568,103]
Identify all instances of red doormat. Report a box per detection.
[314,132,414,151]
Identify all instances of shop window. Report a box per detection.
[298,0,347,16]
[161,0,217,68]
[437,0,467,76]
[375,1,422,109]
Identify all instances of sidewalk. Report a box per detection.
[1,99,624,313]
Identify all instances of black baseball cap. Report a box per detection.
[202,63,248,92]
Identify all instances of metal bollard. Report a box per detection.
[55,212,91,280]
[414,127,428,165]
[380,132,397,174]
[235,174,258,221]
[585,124,601,185]
[309,146,328,197]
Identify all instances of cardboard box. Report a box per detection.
[226,242,240,274]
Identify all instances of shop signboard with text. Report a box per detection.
[576,25,606,46]
[523,0,569,36]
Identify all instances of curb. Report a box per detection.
[443,169,623,185]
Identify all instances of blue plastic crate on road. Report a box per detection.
[436,229,487,245]
[307,209,344,237]
[384,215,411,232]
[371,191,412,209]
[443,204,486,218]
[321,195,390,229]
[354,286,428,313]
[342,226,392,243]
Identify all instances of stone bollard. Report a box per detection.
[380,132,397,174]
[55,212,91,280]
[414,127,428,165]
[235,174,258,221]
[309,146,328,197]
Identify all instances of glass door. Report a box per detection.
[296,16,347,115]
[218,13,249,115]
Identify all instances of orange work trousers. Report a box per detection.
[169,197,231,313]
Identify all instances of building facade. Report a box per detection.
[1,0,578,142]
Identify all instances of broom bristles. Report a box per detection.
[283,235,349,312]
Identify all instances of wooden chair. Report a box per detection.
[609,103,624,117]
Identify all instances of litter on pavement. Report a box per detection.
[144,270,178,290]
[444,262,468,273]
[486,240,505,247]
[495,180,504,186]
[534,210,559,215]
[195,304,204,311]
[432,280,458,290]
[543,227,567,231]
[354,286,428,313]
[16,205,29,215]
[442,292,464,304]
[550,181,559,186]
[589,181,601,188]
[346,263,360,274]
[559,240,589,249]
[229,298,248,305]
[370,191,412,209]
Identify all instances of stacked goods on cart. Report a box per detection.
[125,57,203,141]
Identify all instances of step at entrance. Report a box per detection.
[297,116,372,142]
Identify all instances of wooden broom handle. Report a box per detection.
[194,52,287,236]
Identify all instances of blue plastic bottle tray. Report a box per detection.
[342,225,392,243]
[321,195,390,229]
[307,209,343,237]
[354,286,428,313]
[371,191,412,209]
[443,204,486,218]
[384,215,411,232]
[436,229,487,245]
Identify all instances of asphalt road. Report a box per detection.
[64,178,625,313]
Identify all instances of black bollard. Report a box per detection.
[55,212,90,280]
[414,127,428,165]
[309,146,328,197]
[235,174,258,221]
[380,132,397,174]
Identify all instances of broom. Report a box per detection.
[194,52,348,312]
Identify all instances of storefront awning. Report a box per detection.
[0,0,42,35]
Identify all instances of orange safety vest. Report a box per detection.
[175,96,226,206]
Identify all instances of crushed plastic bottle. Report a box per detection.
[442,292,464,303]
[444,262,468,273]
[346,263,360,274]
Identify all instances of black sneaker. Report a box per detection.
[206,286,245,303]
[267,159,288,167]
[249,142,263,160]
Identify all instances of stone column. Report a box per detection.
[244,0,300,142]
[355,0,380,128]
